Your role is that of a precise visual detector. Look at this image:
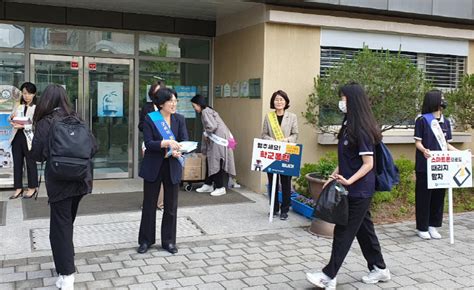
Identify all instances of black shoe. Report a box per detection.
[267,212,279,217]
[9,189,23,199]
[280,213,288,220]
[23,189,38,200]
[137,243,149,254]
[162,244,178,254]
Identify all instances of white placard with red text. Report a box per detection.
[427,151,472,189]
[250,138,302,177]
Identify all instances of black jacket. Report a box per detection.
[138,102,155,132]
[30,109,98,203]
[139,113,188,184]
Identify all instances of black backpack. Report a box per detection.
[374,142,400,191]
[48,115,94,181]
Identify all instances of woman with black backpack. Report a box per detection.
[306,83,390,289]
[30,84,97,290]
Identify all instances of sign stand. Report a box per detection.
[269,173,277,223]
[448,187,454,244]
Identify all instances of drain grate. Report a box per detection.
[31,217,204,250]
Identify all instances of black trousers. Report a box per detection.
[415,172,446,231]
[12,132,38,189]
[139,160,179,246]
[50,195,83,275]
[323,196,386,279]
[267,173,291,214]
[205,159,226,188]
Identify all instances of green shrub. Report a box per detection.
[444,74,474,130]
[372,191,394,204]
[392,156,416,204]
[293,152,338,198]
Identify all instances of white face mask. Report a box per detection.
[338,100,347,113]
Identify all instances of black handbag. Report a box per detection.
[314,180,349,225]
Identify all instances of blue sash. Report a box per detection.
[422,113,447,151]
[148,111,184,166]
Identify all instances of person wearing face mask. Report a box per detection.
[306,83,390,289]
[261,90,298,220]
[137,88,189,255]
[414,90,460,240]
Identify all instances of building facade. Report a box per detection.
[0,0,472,191]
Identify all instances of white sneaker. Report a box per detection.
[428,227,442,239]
[210,187,226,196]
[362,265,391,284]
[306,272,337,289]
[196,184,214,193]
[55,275,63,288]
[61,274,74,290]
[417,230,431,240]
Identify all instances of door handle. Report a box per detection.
[90,98,93,127]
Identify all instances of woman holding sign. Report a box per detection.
[306,83,390,288]
[137,88,189,254]
[414,90,459,240]
[261,90,298,220]
[191,94,236,197]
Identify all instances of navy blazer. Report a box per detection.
[139,112,189,184]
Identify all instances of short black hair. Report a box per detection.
[19,82,37,105]
[190,94,207,109]
[421,90,443,114]
[154,88,177,108]
[270,90,290,110]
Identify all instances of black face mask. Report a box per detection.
[440,99,448,109]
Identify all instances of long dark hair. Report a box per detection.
[33,84,74,125]
[421,90,443,114]
[190,94,208,110]
[19,82,37,105]
[337,82,382,146]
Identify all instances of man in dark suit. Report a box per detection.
[137,88,189,255]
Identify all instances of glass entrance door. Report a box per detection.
[84,57,133,178]
[30,54,133,179]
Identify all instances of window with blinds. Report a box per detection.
[320,46,465,89]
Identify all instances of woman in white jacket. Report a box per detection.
[8,82,38,199]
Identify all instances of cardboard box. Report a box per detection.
[182,153,206,181]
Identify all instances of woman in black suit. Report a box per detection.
[137,88,188,254]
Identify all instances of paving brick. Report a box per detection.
[140,264,166,274]
[222,270,247,279]
[187,253,209,260]
[243,253,266,261]
[243,276,267,286]
[93,269,119,280]
[3,258,27,267]
[264,273,290,283]
[14,278,43,288]
[86,279,114,288]
[266,282,292,289]
[117,267,142,277]
[220,279,248,289]
[192,246,212,253]
[165,255,190,263]
[182,267,207,277]
[200,273,226,283]
[136,273,160,283]
[197,282,225,289]
[223,262,248,271]
[185,260,208,269]
[0,283,15,290]
[100,261,123,271]
[206,251,227,258]
[158,270,185,280]
[74,272,95,283]
[224,255,247,263]
[245,269,267,277]
[153,279,181,288]
[27,256,52,264]
[283,271,307,281]
[209,244,230,251]
[162,262,187,271]
[129,282,156,289]
[112,276,137,286]
[16,264,40,272]
[145,257,168,265]
[76,264,102,273]
[0,267,14,274]
[0,272,26,283]
[245,261,267,269]
[177,276,204,286]
[42,276,58,287]
[205,265,227,274]
[86,256,111,264]
[205,258,227,266]
[263,266,288,274]
[123,259,147,267]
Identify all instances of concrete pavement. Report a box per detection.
[0,179,473,289]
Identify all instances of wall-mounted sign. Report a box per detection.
[71,61,79,70]
[88,63,97,71]
[240,80,249,98]
[97,82,124,117]
[175,86,197,119]
[232,81,240,98]
[214,85,223,98]
[223,83,231,98]
[249,78,261,99]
